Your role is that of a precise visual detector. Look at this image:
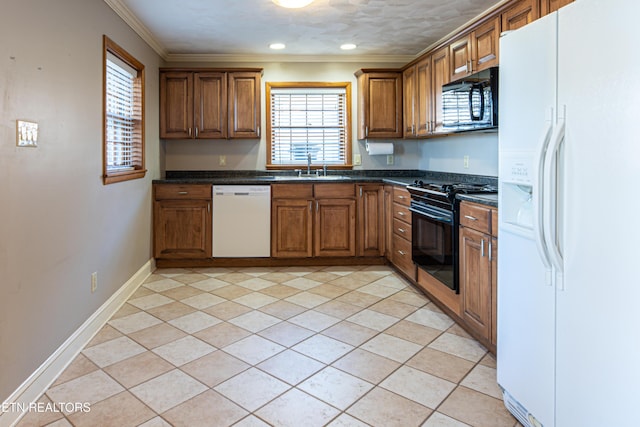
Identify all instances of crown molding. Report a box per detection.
[164,53,416,64]
[104,0,168,58]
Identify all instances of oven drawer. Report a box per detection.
[392,233,416,280]
[393,203,412,223]
[393,218,411,239]
[393,187,411,206]
[459,202,491,234]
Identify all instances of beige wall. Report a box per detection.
[0,0,161,401]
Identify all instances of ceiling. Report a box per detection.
[105,0,505,63]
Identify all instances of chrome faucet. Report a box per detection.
[307,153,312,175]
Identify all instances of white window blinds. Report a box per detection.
[270,87,347,165]
[105,53,142,171]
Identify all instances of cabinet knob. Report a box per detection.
[178,191,188,195]
[398,250,406,256]
[397,228,406,234]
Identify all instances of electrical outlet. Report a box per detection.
[219,155,227,166]
[464,155,470,168]
[387,155,394,165]
[91,272,98,293]
[354,153,361,166]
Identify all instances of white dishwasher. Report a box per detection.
[212,185,271,257]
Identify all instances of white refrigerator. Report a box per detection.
[497,1,640,426]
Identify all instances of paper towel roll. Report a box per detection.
[366,142,394,155]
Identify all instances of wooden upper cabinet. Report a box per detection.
[160,72,193,139]
[449,36,473,81]
[415,57,433,136]
[356,70,403,139]
[431,47,450,133]
[160,69,262,140]
[194,72,227,139]
[228,71,261,139]
[403,55,433,138]
[402,65,416,138]
[450,16,500,81]
[502,0,539,32]
[540,0,574,16]
[471,17,500,72]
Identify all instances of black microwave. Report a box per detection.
[441,67,498,132]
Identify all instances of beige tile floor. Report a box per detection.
[17,265,519,427]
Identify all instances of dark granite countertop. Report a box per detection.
[456,193,498,208]
[153,170,498,206]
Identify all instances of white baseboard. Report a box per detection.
[0,258,155,427]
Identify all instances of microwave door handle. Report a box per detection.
[468,85,483,121]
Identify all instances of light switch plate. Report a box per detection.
[354,153,362,165]
[17,120,38,147]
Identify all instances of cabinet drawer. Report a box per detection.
[459,202,491,234]
[314,183,356,199]
[393,218,411,240]
[392,233,416,280]
[271,184,313,199]
[155,184,212,200]
[393,203,412,223]
[393,187,411,206]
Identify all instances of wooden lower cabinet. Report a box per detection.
[389,186,416,280]
[271,199,313,258]
[153,184,212,259]
[271,183,357,258]
[459,201,498,348]
[460,226,492,339]
[383,185,393,259]
[315,198,357,257]
[357,184,384,257]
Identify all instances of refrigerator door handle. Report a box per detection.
[535,115,555,285]
[543,117,566,282]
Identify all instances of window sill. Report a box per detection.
[103,169,147,185]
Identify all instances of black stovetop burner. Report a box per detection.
[409,180,497,195]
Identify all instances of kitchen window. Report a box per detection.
[266,82,352,169]
[103,35,146,184]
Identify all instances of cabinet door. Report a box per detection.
[540,0,573,16]
[383,185,393,259]
[502,0,539,32]
[460,226,492,340]
[154,199,211,259]
[415,57,433,136]
[359,72,402,139]
[160,72,193,139]
[450,35,472,81]
[357,185,383,257]
[228,71,261,139]
[271,199,313,258]
[402,65,417,138]
[194,72,227,139]
[431,47,450,133]
[471,17,500,72]
[315,198,356,257]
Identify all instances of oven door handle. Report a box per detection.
[409,207,453,224]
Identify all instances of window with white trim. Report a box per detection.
[266,82,352,168]
[103,35,146,184]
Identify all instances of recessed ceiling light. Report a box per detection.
[270,43,286,50]
[340,43,357,50]
[272,0,314,8]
